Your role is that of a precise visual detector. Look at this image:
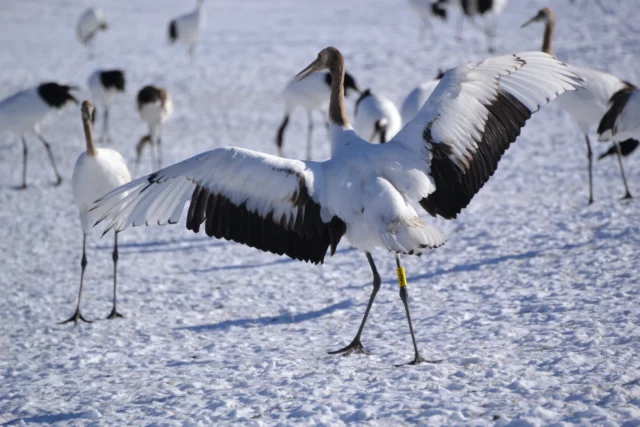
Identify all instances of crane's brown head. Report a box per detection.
[81,100,95,124]
[296,47,344,82]
[521,7,555,28]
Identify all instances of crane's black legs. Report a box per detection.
[585,134,594,204]
[106,232,124,319]
[306,110,313,160]
[35,132,62,186]
[19,136,28,189]
[59,234,91,325]
[394,254,442,367]
[157,136,162,170]
[103,107,110,143]
[329,252,381,356]
[614,141,633,200]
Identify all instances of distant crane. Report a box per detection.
[354,89,402,143]
[400,70,445,124]
[87,69,126,143]
[60,101,132,324]
[407,0,448,41]
[77,7,108,58]
[277,70,360,159]
[136,85,173,173]
[597,84,639,199]
[168,0,205,62]
[522,7,636,203]
[92,47,581,365]
[0,82,77,188]
[436,0,508,52]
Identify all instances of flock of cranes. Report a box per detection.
[0,1,637,365]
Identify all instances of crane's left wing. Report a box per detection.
[390,51,583,219]
[91,147,345,264]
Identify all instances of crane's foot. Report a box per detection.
[622,192,633,200]
[106,307,125,319]
[588,197,594,205]
[15,184,27,191]
[54,177,62,187]
[395,353,443,367]
[58,310,91,325]
[328,339,371,356]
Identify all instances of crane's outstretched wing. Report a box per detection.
[92,148,345,264]
[390,51,583,219]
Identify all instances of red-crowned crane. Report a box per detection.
[522,7,636,203]
[135,85,173,174]
[91,47,581,366]
[168,0,205,62]
[77,7,108,59]
[60,101,132,324]
[354,89,402,143]
[0,82,77,188]
[87,69,125,143]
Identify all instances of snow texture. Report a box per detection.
[1,0,639,425]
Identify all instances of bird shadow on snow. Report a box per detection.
[92,236,225,255]
[175,299,353,333]
[2,412,89,426]
[409,241,592,283]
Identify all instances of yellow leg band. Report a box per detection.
[397,267,407,288]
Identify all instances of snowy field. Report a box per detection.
[1,0,640,425]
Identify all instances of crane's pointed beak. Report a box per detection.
[296,59,322,82]
[520,16,536,28]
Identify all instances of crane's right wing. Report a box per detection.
[91,147,345,264]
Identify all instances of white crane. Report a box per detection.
[436,0,508,52]
[168,0,205,62]
[0,82,77,189]
[277,70,360,159]
[76,7,108,58]
[407,0,448,41]
[91,47,581,365]
[522,7,635,203]
[136,85,173,173]
[60,101,132,324]
[596,85,639,199]
[88,69,125,143]
[400,70,445,124]
[354,89,402,144]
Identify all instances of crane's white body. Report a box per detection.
[558,66,629,134]
[73,148,131,233]
[354,92,402,143]
[171,9,203,44]
[401,78,442,124]
[87,71,119,110]
[282,72,331,113]
[0,88,53,134]
[93,52,581,260]
[139,94,173,141]
[76,8,107,45]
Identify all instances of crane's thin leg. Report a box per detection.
[306,110,313,160]
[103,107,110,143]
[329,252,381,356]
[106,232,124,319]
[394,254,442,366]
[276,114,290,157]
[59,234,91,325]
[614,142,633,200]
[456,14,464,41]
[19,135,28,190]
[35,131,62,186]
[585,134,594,204]
[149,141,157,173]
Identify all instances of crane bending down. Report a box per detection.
[92,47,581,365]
[354,89,402,143]
[522,7,635,203]
[61,101,132,324]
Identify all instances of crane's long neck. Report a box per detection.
[328,58,349,129]
[83,117,97,157]
[542,16,556,56]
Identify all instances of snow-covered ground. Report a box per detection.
[1,0,639,425]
